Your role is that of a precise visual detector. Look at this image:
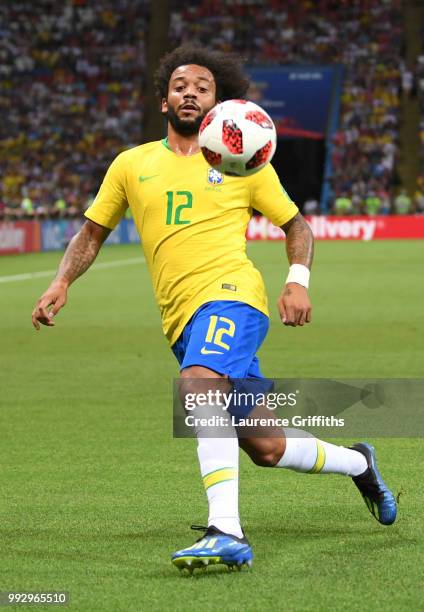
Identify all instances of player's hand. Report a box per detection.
[32,280,68,330]
[278,283,312,327]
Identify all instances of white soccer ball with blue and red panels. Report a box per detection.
[199,99,277,177]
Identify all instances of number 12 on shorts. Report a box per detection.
[205,315,236,351]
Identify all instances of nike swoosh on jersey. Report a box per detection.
[200,347,224,355]
[138,174,159,182]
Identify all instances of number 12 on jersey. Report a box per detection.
[166,191,192,225]
[205,315,236,351]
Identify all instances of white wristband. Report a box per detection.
[285,264,310,289]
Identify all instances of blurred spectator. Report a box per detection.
[364,191,381,216]
[378,188,392,215]
[303,197,319,216]
[414,187,424,214]
[401,67,414,98]
[54,198,67,217]
[394,189,411,214]
[21,196,34,216]
[334,193,352,215]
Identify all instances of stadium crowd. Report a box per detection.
[0,0,421,220]
[0,0,147,220]
[170,0,410,216]
[415,25,424,214]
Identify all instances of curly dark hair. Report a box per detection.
[154,44,250,103]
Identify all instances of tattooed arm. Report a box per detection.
[277,213,314,327]
[32,220,110,329]
[282,212,314,269]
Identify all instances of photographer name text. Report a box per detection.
[185,415,345,428]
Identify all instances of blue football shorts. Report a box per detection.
[172,300,269,378]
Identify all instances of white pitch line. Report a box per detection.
[0,257,145,284]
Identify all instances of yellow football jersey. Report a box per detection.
[85,139,298,345]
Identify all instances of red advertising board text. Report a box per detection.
[246,215,424,240]
[0,222,41,254]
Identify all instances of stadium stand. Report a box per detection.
[0,0,415,218]
[0,0,147,220]
[170,0,405,214]
[415,26,424,212]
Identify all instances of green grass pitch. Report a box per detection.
[0,240,423,611]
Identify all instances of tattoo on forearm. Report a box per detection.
[282,214,314,269]
[56,226,101,285]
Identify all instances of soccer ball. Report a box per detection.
[198,99,277,176]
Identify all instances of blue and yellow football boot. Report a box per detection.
[172,525,253,573]
[350,442,397,525]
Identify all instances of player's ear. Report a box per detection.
[161,98,168,113]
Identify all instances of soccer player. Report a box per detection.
[32,45,397,573]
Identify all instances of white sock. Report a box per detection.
[275,428,368,476]
[195,405,243,539]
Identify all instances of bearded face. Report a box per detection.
[162,64,217,136]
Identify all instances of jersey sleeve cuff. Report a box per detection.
[84,209,117,231]
[275,205,299,228]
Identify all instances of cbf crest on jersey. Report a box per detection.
[207,168,224,184]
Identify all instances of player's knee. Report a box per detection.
[248,439,285,467]
[180,365,226,380]
[251,449,281,467]
[179,366,228,409]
